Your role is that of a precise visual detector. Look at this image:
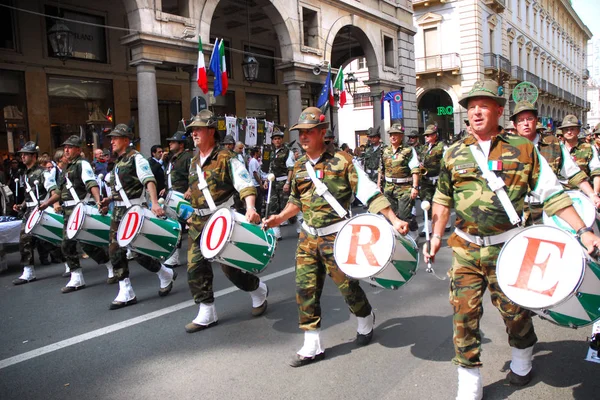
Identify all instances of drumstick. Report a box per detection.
[263,173,275,226]
[421,201,433,273]
[14,178,19,200]
[33,180,40,201]
[97,173,104,201]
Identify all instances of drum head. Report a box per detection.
[334,214,395,279]
[497,225,585,309]
[543,191,595,232]
[200,208,234,260]
[66,202,86,240]
[24,207,42,234]
[117,205,144,247]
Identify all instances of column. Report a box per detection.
[286,82,302,144]
[189,68,209,117]
[331,104,339,143]
[136,63,160,157]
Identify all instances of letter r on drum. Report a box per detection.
[509,236,564,297]
[344,224,381,267]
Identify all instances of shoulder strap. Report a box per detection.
[304,161,347,218]
[196,164,217,211]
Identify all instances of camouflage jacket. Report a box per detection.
[565,140,600,178]
[109,147,156,202]
[419,141,445,179]
[433,132,572,236]
[379,144,420,180]
[269,146,293,177]
[535,134,586,190]
[188,145,256,240]
[58,155,98,204]
[289,149,390,229]
[23,165,48,208]
[363,144,384,173]
[166,149,192,192]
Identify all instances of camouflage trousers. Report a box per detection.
[187,234,259,304]
[109,206,161,279]
[447,234,538,368]
[62,206,110,271]
[383,183,414,222]
[296,230,372,330]
[267,180,289,216]
[19,207,59,266]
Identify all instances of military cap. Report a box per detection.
[509,100,538,121]
[459,79,506,108]
[423,125,438,135]
[61,135,83,147]
[324,129,335,139]
[578,130,588,139]
[222,134,235,144]
[536,122,545,132]
[388,124,405,135]
[187,110,217,129]
[271,127,284,137]
[166,131,187,142]
[290,107,329,131]
[555,128,563,137]
[17,141,39,154]
[367,127,380,137]
[558,114,581,129]
[505,120,516,131]
[406,129,419,137]
[106,123,133,139]
[592,123,600,135]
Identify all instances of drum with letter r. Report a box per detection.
[333,213,419,290]
[24,206,64,246]
[200,208,276,274]
[117,205,181,261]
[542,190,596,234]
[497,225,600,328]
[164,190,193,221]
[66,202,111,247]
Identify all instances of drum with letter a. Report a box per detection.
[200,208,276,274]
[164,190,193,221]
[24,206,64,246]
[542,191,596,234]
[497,225,600,328]
[333,213,419,290]
[66,202,111,247]
[117,205,181,261]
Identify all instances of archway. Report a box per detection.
[418,89,454,142]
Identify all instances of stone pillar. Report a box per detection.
[136,63,160,157]
[286,82,302,143]
[371,92,383,140]
[331,104,339,143]
[25,69,51,152]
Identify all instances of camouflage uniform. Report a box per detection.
[362,141,384,182]
[58,154,110,271]
[290,149,391,330]
[19,164,49,266]
[379,143,420,222]
[434,131,572,367]
[419,139,446,208]
[166,149,192,193]
[267,144,294,216]
[108,146,162,279]
[563,140,600,187]
[187,145,259,304]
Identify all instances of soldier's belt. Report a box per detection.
[384,176,412,184]
[275,176,288,182]
[425,175,439,183]
[115,198,143,207]
[26,201,37,208]
[193,197,235,217]
[301,220,345,237]
[454,227,522,247]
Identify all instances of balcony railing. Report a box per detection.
[524,71,540,88]
[482,0,506,12]
[484,53,511,75]
[511,65,524,81]
[547,82,558,97]
[540,79,547,93]
[557,88,564,100]
[415,53,461,74]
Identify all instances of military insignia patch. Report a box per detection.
[239,170,251,183]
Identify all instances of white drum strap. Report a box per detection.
[24,179,39,205]
[196,165,217,211]
[113,168,132,208]
[305,161,347,219]
[469,145,521,226]
[65,175,81,203]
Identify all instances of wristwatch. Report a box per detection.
[412,186,420,190]
[576,226,594,238]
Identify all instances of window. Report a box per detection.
[358,57,367,70]
[508,42,513,64]
[424,28,438,57]
[517,0,521,18]
[526,4,529,25]
[489,29,494,53]
[353,93,372,108]
[383,35,395,68]
[302,7,318,48]
[244,45,276,84]
[0,0,16,50]
[160,0,189,18]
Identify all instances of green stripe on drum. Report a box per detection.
[399,240,418,260]
[239,222,269,243]
[223,257,266,274]
[143,233,178,249]
[36,234,62,246]
[48,213,64,224]
[44,225,64,239]
[90,215,111,227]
[234,242,272,265]
[149,218,180,236]
[577,293,600,322]
[391,260,418,282]
[545,311,591,328]
[372,277,408,290]
[86,228,110,242]
[588,262,600,281]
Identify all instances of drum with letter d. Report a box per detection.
[543,190,595,234]
[164,190,193,221]
[117,205,181,261]
[497,225,600,328]
[333,213,419,290]
[24,206,64,246]
[66,202,111,247]
[200,208,276,274]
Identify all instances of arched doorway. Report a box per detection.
[418,89,454,142]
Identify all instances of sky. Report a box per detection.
[571,0,600,40]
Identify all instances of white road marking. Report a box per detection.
[0,266,295,371]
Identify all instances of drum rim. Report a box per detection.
[200,207,236,259]
[497,224,586,311]
[24,206,43,234]
[66,202,89,240]
[117,204,147,247]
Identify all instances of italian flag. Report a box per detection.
[196,36,208,94]
[219,40,228,95]
[333,69,346,108]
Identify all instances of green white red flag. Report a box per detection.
[196,36,208,94]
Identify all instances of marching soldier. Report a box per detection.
[99,124,177,310]
[362,127,384,183]
[39,135,114,292]
[559,114,600,193]
[592,123,600,155]
[222,134,236,152]
[264,127,294,240]
[182,110,268,333]
[418,125,446,237]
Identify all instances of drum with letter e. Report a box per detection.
[497,225,600,328]
[24,206,64,246]
[66,202,111,247]
[164,190,193,221]
[542,191,596,234]
[117,205,181,261]
[200,208,276,274]
[333,213,419,290]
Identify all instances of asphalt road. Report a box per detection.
[0,211,598,399]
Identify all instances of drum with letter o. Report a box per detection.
[497,225,600,328]
[24,206,64,246]
[164,190,193,221]
[117,205,181,261]
[543,191,595,234]
[333,213,419,290]
[66,202,111,247]
[200,208,276,274]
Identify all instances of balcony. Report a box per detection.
[523,71,540,88]
[484,53,511,75]
[583,69,590,80]
[413,0,447,10]
[547,82,558,97]
[539,79,548,95]
[482,0,506,13]
[557,88,564,101]
[510,65,524,82]
[415,53,461,77]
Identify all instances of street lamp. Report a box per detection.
[48,21,74,63]
[345,72,358,97]
[242,55,260,82]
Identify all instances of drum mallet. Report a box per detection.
[264,173,275,219]
[97,173,104,201]
[14,178,19,200]
[421,200,433,273]
[33,180,40,202]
